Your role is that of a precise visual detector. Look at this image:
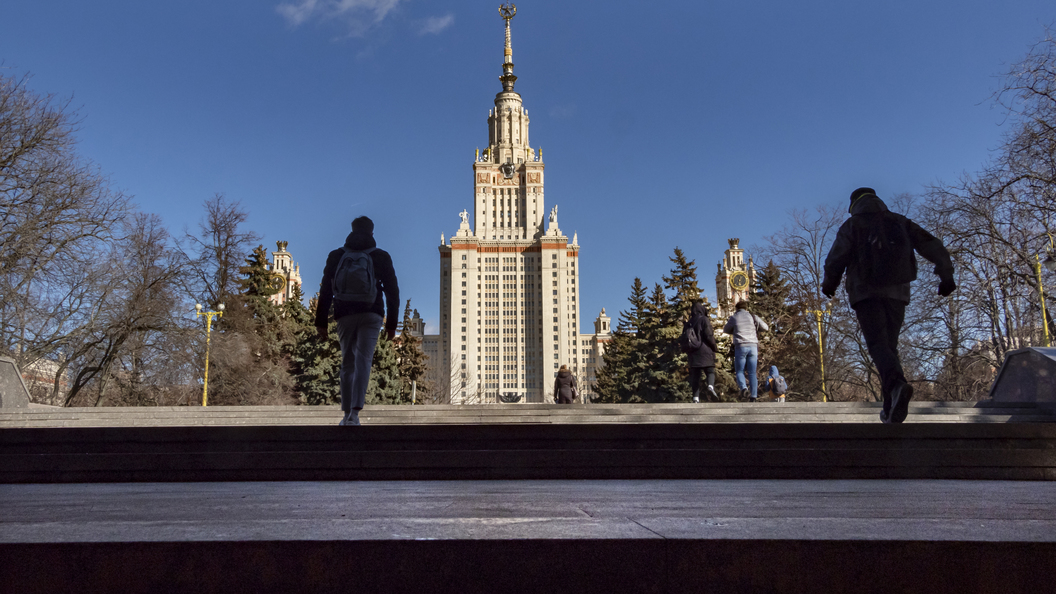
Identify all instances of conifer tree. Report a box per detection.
[204,244,298,405]
[662,247,702,323]
[291,295,341,405]
[594,278,648,403]
[395,300,430,403]
[638,283,688,402]
[366,329,402,404]
[751,260,812,399]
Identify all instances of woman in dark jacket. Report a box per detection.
[687,302,720,403]
[554,364,577,404]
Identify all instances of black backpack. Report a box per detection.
[679,321,702,353]
[332,247,378,303]
[856,213,917,286]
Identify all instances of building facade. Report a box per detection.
[427,7,609,404]
[267,241,303,306]
[715,238,757,318]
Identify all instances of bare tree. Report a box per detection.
[0,73,131,391]
[61,213,190,406]
[178,193,259,309]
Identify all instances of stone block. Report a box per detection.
[0,357,30,409]
[990,347,1056,402]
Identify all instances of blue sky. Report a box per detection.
[3,0,1054,333]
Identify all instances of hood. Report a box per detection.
[557,370,572,378]
[690,302,708,320]
[769,365,779,378]
[344,231,377,251]
[849,194,889,216]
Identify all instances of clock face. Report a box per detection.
[730,271,749,290]
[269,273,287,294]
[500,163,515,179]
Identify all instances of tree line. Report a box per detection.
[1,73,430,407]
[5,31,1054,406]
[596,32,1056,403]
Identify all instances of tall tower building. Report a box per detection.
[432,5,609,404]
[715,238,756,318]
[267,241,302,306]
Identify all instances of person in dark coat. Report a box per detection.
[686,301,720,403]
[822,187,955,423]
[553,365,577,404]
[316,216,400,426]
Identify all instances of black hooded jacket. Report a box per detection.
[554,369,577,401]
[822,194,953,306]
[686,302,719,368]
[315,230,400,335]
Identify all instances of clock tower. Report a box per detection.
[716,238,756,318]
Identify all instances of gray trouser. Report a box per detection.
[336,312,384,412]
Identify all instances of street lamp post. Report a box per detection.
[1037,234,1056,348]
[194,303,225,406]
[807,303,831,403]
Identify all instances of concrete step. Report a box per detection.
[3,423,1054,483]
[1,401,1052,427]
[2,479,1054,594]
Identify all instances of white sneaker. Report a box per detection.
[706,385,718,401]
[692,396,700,403]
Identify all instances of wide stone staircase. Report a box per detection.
[3,401,1055,592]
[2,401,1054,483]
[2,400,1053,428]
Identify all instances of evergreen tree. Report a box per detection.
[196,244,301,405]
[365,330,402,404]
[751,260,813,400]
[638,283,688,402]
[711,302,738,399]
[291,295,341,405]
[594,278,648,403]
[662,247,702,323]
[395,300,430,403]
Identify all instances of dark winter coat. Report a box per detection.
[554,369,577,401]
[686,302,719,368]
[821,194,953,306]
[315,230,400,335]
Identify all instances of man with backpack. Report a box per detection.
[821,187,955,423]
[316,216,399,426]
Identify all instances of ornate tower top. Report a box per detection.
[499,3,517,92]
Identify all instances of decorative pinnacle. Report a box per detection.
[498,4,518,91]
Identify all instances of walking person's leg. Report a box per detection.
[348,313,384,422]
[336,315,361,424]
[704,366,717,401]
[734,345,748,399]
[854,299,909,422]
[745,344,758,400]
[689,366,702,403]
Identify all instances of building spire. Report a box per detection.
[499,3,517,92]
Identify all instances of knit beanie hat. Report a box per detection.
[849,187,877,213]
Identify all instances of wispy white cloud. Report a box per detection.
[276,0,403,36]
[418,14,454,35]
[276,0,319,26]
